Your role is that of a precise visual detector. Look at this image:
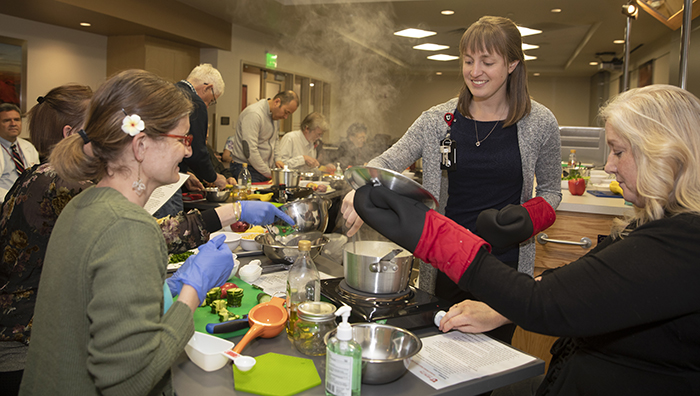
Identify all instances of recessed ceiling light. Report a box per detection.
[589,61,599,66]
[551,8,562,13]
[80,22,91,27]
[533,73,541,76]
[613,39,625,44]
[394,28,436,39]
[522,43,539,51]
[436,71,443,75]
[524,54,537,61]
[517,26,542,37]
[441,10,455,15]
[427,54,459,61]
[413,43,450,51]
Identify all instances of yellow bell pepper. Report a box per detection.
[609,181,623,195]
[246,192,273,202]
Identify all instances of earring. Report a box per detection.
[132,163,146,196]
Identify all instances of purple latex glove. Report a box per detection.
[240,201,295,226]
[166,234,233,302]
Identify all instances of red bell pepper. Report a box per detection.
[568,178,586,196]
[219,282,238,299]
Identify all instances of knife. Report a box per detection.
[205,315,250,334]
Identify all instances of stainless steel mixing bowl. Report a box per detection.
[324,323,422,384]
[255,233,329,264]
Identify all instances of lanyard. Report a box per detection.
[440,109,458,171]
[1,142,25,168]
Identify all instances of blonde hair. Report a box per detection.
[601,84,700,237]
[50,69,192,182]
[457,16,530,127]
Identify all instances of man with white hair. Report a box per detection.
[276,112,335,172]
[154,64,227,218]
[177,63,227,190]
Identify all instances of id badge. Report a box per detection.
[440,136,457,171]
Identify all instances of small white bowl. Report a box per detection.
[240,233,263,251]
[211,231,242,252]
[230,257,240,280]
[185,331,235,372]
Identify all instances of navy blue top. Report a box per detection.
[445,109,523,263]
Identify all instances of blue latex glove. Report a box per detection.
[165,234,233,302]
[240,201,295,226]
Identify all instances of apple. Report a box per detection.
[230,220,250,232]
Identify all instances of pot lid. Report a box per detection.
[344,166,437,209]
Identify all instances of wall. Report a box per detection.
[201,24,336,151]
[528,75,591,126]
[0,13,107,139]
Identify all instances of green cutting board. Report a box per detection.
[174,276,263,339]
[233,353,322,396]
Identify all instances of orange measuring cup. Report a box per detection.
[232,296,288,354]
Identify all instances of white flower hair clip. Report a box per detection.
[121,110,145,136]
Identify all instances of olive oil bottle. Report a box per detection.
[286,240,320,338]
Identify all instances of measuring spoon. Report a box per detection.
[222,349,256,371]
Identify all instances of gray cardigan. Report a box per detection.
[368,98,562,293]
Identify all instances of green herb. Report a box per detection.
[168,251,195,264]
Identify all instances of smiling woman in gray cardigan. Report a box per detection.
[367,97,562,293]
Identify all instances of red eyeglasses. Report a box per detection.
[163,134,193,147]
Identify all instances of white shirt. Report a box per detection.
[0,136,40,202]
[276,130,316,171]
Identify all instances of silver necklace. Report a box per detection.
[474,119,499,147]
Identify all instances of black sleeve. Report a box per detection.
[459,215,700,338]
[181,94,218,183]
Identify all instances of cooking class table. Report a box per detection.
[171,254,545,396]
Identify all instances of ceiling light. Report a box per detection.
[441,10,454,15]
[533,73,541,76]
[427,54,459,61]
[413,43,450,51]
[310,83,315,87]
[517,26,542,37]
[614,39,625,44]
[589,61,599,66]
[524,54,537,61]
[522,43,539,51]
[80,22,91,27]
[394,28,436,39]
[551,8,562,13]
[436,72,443,75]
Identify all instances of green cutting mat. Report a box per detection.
[233,353,322,396]
[174,276,262,339]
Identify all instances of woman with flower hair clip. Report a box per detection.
[18,70,253,396]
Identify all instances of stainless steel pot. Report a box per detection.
[276,197,332,233]
[271,166,300,187]
[343,241,413,294]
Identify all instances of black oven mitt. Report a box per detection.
[475,197,556,249]
[353,184,429,252]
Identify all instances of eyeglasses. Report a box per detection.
[163,134,193,147]
[208,86,217,106]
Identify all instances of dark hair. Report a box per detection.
[28,85,93,159]
[51,69,192,182]
[457,16,531,127]
[273,90,299,106]
[345,122,367,138]
[0,103,21,115]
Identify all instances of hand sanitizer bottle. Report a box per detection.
[325,306,361,396]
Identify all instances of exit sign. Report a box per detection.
[266,53,278,69]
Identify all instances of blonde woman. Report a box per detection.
[354,85,700,394]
